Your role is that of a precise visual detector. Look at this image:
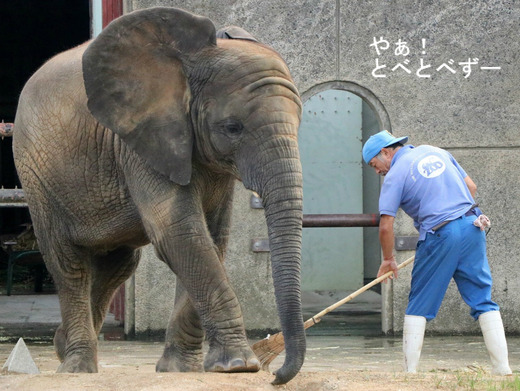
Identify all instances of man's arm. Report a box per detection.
[464,175,477,198]
[378,214,399,280]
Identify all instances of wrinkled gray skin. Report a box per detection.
[13,7,304,385]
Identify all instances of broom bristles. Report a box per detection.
[252,318,320,370]
[251,331,286,371]
[249,256,415,371]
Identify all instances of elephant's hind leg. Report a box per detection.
[52,243,138,368]
[156,282,204,372]
[46,243,99,373]
[90,247,140,335]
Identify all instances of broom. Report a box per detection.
[251,255,415,371]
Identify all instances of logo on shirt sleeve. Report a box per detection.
[418,155,446,178]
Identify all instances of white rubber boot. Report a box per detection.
[479,311,512,375]
[403,315,426,373]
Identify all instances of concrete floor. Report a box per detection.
[0,294,122,343]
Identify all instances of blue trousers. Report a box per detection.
[406,214,499,321]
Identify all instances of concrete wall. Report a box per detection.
[123,0,520,335]
[124,245,176,338]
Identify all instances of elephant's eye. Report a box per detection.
[217,118,244,137]
[227,123,243,135]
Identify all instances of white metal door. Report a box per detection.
[299,89,364,291]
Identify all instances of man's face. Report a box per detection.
[368,148,392,176]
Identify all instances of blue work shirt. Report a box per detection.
[379,145,475,240]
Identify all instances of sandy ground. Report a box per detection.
[1,295,519,390]
[5,370,515,391]
[1,338,519,391]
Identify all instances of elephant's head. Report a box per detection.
[82,7,304,385]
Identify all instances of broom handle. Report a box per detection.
[303,255,415,330]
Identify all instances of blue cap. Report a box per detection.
[362,130,408,164]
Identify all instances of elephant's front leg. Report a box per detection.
[153,214,260,373]
[157,184,234,372]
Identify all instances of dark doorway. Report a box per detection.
[0,0,90,294]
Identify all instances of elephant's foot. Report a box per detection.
[204,342,260,373]
[156,344,204,372]
[53,325,67,362]
[56,353,98,373]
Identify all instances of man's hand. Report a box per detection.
[377,256,399,283]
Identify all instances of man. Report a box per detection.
[362,130,512,375]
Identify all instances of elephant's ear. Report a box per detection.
[82,7,217,185]
[216,26,258,42]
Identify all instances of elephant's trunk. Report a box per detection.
[264,185,305,385]
[241,136,305,385]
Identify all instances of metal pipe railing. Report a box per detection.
[0,122,14,137]
[303,213,380,227]
[0,188,382,228]
[0,189,27,207]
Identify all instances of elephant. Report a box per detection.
[12,7,305,385]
